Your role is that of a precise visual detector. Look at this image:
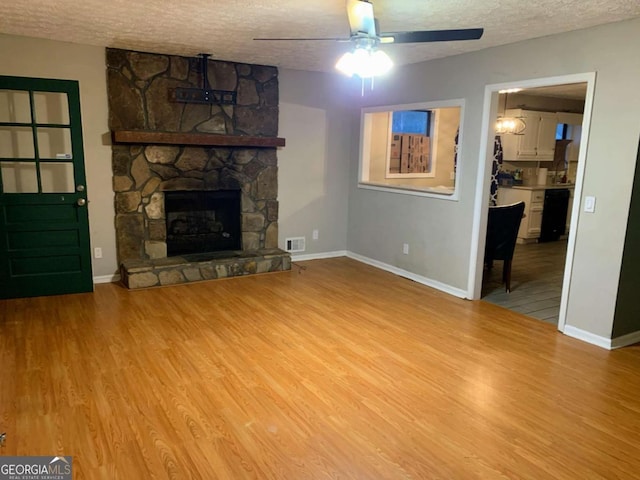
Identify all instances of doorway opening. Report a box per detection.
[469,73,596,332]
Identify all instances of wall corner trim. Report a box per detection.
[563,326,640,350]
[346,251,467,299]
[563,325,612,350]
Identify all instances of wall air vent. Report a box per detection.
[285,237,306,253]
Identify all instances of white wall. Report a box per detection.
[0,34,116,278]
[346,18,640,339]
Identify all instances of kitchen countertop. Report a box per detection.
[501,183,575,191]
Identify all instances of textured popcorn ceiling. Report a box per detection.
[1,0,639,72]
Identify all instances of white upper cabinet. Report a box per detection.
[537,112,559,159]
[500,109,558,161]
[514,111,540,159]
[557,112,583,162]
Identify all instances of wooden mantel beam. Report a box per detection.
[112,130,286,148]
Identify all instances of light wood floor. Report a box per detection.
[2,257,640,479]
[482,240,568,324]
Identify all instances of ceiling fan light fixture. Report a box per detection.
[335,47,393,78]
[255,0,482,82]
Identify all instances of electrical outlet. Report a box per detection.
[450,171,455,180]
[94,247,103,259]
[402,243,409,255]
[312,229,319,240]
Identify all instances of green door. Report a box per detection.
[0,76,93,299]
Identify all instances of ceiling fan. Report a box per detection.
[254,0,484,78]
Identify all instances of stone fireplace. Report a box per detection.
[107,48,290,288]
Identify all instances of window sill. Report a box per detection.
[358,182,458,200]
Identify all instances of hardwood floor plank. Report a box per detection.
[1,257,640,478]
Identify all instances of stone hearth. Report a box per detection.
[107,48,290,287]
[120,249,290,289]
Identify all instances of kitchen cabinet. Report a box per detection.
[497,187,545,243]
[500,109,558,161]
[557,112,583,162]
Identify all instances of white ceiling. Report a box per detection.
[2,1,640,72]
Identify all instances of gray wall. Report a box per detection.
[346,17,640,338]
[612,136,640,339]
[277,69,353,256]
[0,34,116,278]
[3,16,640,342]
[0,35,354,275]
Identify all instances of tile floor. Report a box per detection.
[481,239,568,325]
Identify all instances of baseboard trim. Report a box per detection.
[564,327,640,350]
[611,330,640,349]
[563,325,612,350]
[346,251,467,299]
[291,250,348,262]
[93,273,121,284]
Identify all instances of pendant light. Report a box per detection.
[495,90,526,135]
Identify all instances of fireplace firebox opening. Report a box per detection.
[165,190,241,256]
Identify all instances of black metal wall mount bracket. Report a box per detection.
[172,53,237,105]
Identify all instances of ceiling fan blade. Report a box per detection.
[379,28,484,44]
[347,0,377,37]
[253,37,350,41]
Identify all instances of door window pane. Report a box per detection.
[0,90,31,123]
[40,162,75,193]
[1,161,38,193]
[33,92,69,125]
[0,127,35,158]
[36,127,72,159]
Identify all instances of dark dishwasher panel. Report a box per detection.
[539,188,570,242]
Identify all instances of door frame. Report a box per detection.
[0,75,93,298]
[467,72,597,333]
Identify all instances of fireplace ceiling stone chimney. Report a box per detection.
[106,48,290,288]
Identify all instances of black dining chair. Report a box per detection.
[484,201,525,292]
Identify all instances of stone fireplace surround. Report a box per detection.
[107,48,290,288]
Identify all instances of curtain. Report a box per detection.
[453,128,459,175]
[489,136,503,206]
